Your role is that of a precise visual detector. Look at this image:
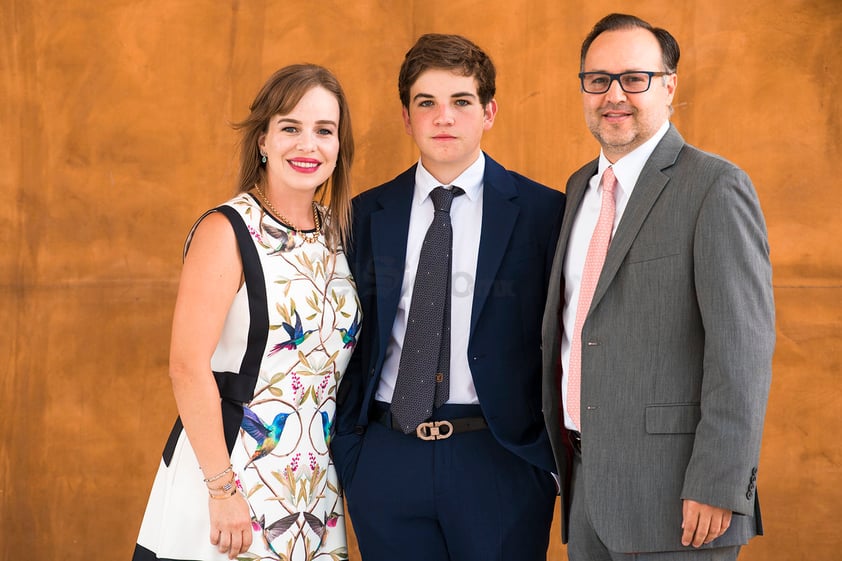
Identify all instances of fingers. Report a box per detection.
[680,501,699,547]
[691,510,710,548]
[722,510,732,533]
[209,493,252,557]
[682,500,733,548]
[243,528,254,552]
[217,529,232,555]
[211,529,250,559]
[706,508,732,543]
[706,510,732,544]
[230,529,254,559]
[226,530,241,560]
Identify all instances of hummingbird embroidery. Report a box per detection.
[241,406,290,467]
[338,310,361,349]
[262,222,296,254]
[325,510,340,528]
[320,411,333,445]
[256,511,338,553]
[303,511,340,550]
[256,513,299,555]
[268,309,313,356]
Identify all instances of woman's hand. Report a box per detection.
[209,492,253,559]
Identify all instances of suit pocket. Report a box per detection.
[645,403,701,434]
[626,242,680,265]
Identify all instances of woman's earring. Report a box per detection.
[260,153,267,164]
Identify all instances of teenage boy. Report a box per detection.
[333,33,565,561]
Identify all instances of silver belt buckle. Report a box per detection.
[415,420,454,440]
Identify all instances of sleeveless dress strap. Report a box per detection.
[162,204,269,464]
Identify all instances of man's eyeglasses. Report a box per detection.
[578,71,672,94]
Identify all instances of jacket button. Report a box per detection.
[354,426,365,436]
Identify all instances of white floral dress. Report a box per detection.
[134,193,359,561]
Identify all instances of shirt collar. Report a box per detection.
[596,121,670,193]
[414,152,485,202]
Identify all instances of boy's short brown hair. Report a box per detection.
[398,33,496,108]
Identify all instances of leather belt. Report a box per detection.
[568,429,582,455]
[373,409,488,440]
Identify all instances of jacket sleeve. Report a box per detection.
[335,196,366,439]
[680,166,775,514]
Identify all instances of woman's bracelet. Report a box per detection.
[208,485,238,500]
[207,472,237,492]
[202,464,233,483]
[207,474,242,499]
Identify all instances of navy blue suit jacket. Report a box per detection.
[334,153,565,482]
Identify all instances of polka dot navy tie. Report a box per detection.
[391,186,464,434]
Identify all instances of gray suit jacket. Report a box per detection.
[541,124,775,552]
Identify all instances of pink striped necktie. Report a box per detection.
[567,166,617,431]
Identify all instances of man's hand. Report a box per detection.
[681,499,732,547]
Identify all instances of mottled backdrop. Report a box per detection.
[1,1,839,559]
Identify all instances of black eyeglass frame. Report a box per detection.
[578,71,673,94]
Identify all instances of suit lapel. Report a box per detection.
[470,155,519,336]
[370,167,415,352]
[558,160,598,268]
[543,159,597,342]
[590,125,685,310]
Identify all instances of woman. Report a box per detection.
[134,64,358,561]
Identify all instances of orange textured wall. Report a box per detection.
[1,1,839,559]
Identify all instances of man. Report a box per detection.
[333,33,565,561]
[541,13,775,561]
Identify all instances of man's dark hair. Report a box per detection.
[580,13,680,73]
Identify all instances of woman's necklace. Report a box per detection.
[254,184,321,244]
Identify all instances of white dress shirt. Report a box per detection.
[376,154,485,405]
[561,121,670,430]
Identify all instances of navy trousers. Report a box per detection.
[343,403,556,561]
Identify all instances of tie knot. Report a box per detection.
[430,186,464,213]
[602,167,617,195]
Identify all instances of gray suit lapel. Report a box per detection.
[557,161,597,268]
[589,125,685,311]
[542,159,596,349]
